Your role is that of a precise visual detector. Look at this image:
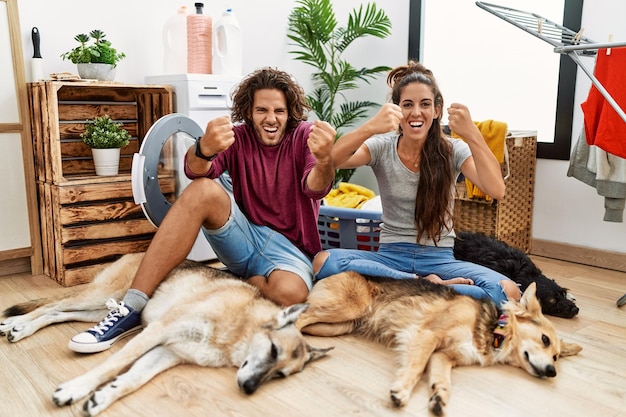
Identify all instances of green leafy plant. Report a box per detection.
[287,0,392,185]
[61,30,126,66]
[81,115,131,149]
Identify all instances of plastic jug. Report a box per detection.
[187,2,212,74]
[213,8,242,76]
[162,6,189,74]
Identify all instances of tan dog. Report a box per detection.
[1,253,330,417]
[297,272,582,416]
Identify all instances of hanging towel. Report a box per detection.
[581,47,626,159]
[452,119,508,200]
[567,129,626,222]
[324,182,376,209]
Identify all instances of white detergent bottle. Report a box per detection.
[213,8,242,76]
[162,6,188,74]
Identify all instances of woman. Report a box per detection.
[314,61,519,306]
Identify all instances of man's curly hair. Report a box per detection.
[231,67,311,131]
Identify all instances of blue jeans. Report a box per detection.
[315,242,515,307]
[202,197,314,289]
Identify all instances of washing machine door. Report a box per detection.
[131,113,201,226]
[131,113,222,261]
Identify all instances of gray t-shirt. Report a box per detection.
[365,133,471,248]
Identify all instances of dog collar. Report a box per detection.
[492,313,508,349]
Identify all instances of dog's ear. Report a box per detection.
[276,303,309,329]
[519,282,542,316]
[505,282,542,319]
[559,339,583,357]
[306,345,334,363]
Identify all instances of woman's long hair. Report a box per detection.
[387,61,454,244]
[231,67,310,131]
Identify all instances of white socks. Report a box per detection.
[122,289,149,312]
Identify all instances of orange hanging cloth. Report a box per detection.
[581,47,626,159]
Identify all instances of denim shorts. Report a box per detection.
[201,197,314,289]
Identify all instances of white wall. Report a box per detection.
[17,0,408,106]
[1,1,30,251]
[16,0,626,255]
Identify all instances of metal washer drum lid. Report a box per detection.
[131,113,204,228]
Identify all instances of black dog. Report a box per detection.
[453,231,579,318]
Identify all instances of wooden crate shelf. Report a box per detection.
[37,177,176,286]
[28,82,175,285]
[28,81,173,184]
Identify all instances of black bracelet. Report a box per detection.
[194,137,218,161]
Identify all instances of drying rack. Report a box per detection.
[477,2,626,308]
[476,1,626,124]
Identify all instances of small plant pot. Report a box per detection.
[77,63,117,81]
[91,148,120,176]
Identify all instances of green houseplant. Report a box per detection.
[287,0,392,185]
[81,115,131,176]
[61,30,126,81]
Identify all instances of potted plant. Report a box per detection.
[61,30,126,81]
[287,0,392,185]
[81,115,131,175]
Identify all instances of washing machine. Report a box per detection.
[133,74,240,261]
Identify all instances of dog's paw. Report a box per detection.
[0,316,36,342]
[53,381,92,407]
[0,316,18,336]
[428,389,448,416]
[4,323,34,342]
[389,387,410,408]
[82,389,113,417]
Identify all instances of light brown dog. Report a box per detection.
[297,272,582,416]
[1,253,331,416]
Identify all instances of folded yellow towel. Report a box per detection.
[452,119,508,201]
[324,182,376,209]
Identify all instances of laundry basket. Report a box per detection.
[317,205,382,251]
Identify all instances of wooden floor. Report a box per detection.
[1,256,625,417]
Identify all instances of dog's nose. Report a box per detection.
[544,365,556,378]
[562,305,579,318]
[556,302,580,318]
[240,379,259,395]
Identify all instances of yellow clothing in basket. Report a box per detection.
[452,120,508,201]
[324,182,376,209]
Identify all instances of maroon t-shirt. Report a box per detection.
[187,122,331,259]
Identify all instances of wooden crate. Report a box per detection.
[453,133,537,253]
[28,81,173,184]
[37,176,176,286]
[28,81,176,285]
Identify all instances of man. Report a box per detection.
[69,67,336,353]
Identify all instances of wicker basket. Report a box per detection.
[317,133,537,254]
[453,133,537,253]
